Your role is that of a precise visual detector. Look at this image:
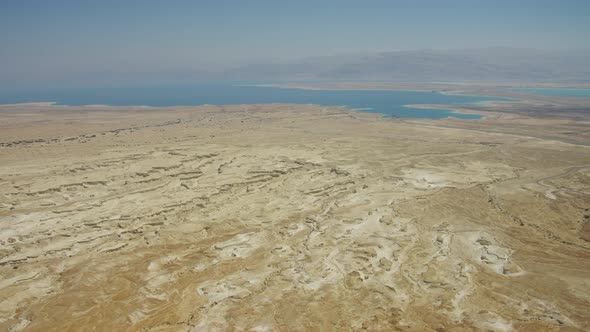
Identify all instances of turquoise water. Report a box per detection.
[0,84,507,119]
[512,88,590,98]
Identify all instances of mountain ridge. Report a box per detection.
[219,48,590,83]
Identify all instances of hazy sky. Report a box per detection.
[1,0,589,87]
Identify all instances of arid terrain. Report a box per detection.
[1,94,590,331]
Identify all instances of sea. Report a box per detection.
[0,83,510,120]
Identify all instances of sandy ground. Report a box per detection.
[1,102,590,331]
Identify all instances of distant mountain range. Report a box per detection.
[3,48,589,89]
[218,48,590,83]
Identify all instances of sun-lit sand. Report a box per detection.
[1,101,589,331]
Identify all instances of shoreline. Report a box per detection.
[403,103,489,119]
[0,100,490,122]
[253,82,590,100]
[255,81,590,90]
[0,83,514,122]
[250,83,528,103]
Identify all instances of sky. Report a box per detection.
[1,0,589,88]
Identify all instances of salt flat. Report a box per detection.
[0,102,589,331]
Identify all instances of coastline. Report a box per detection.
[403,103,490,119]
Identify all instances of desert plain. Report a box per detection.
[1,85,590,331]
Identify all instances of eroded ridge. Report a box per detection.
[1,103,589,331]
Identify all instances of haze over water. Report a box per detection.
[513,88,590,98]
[0,84,507,119]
